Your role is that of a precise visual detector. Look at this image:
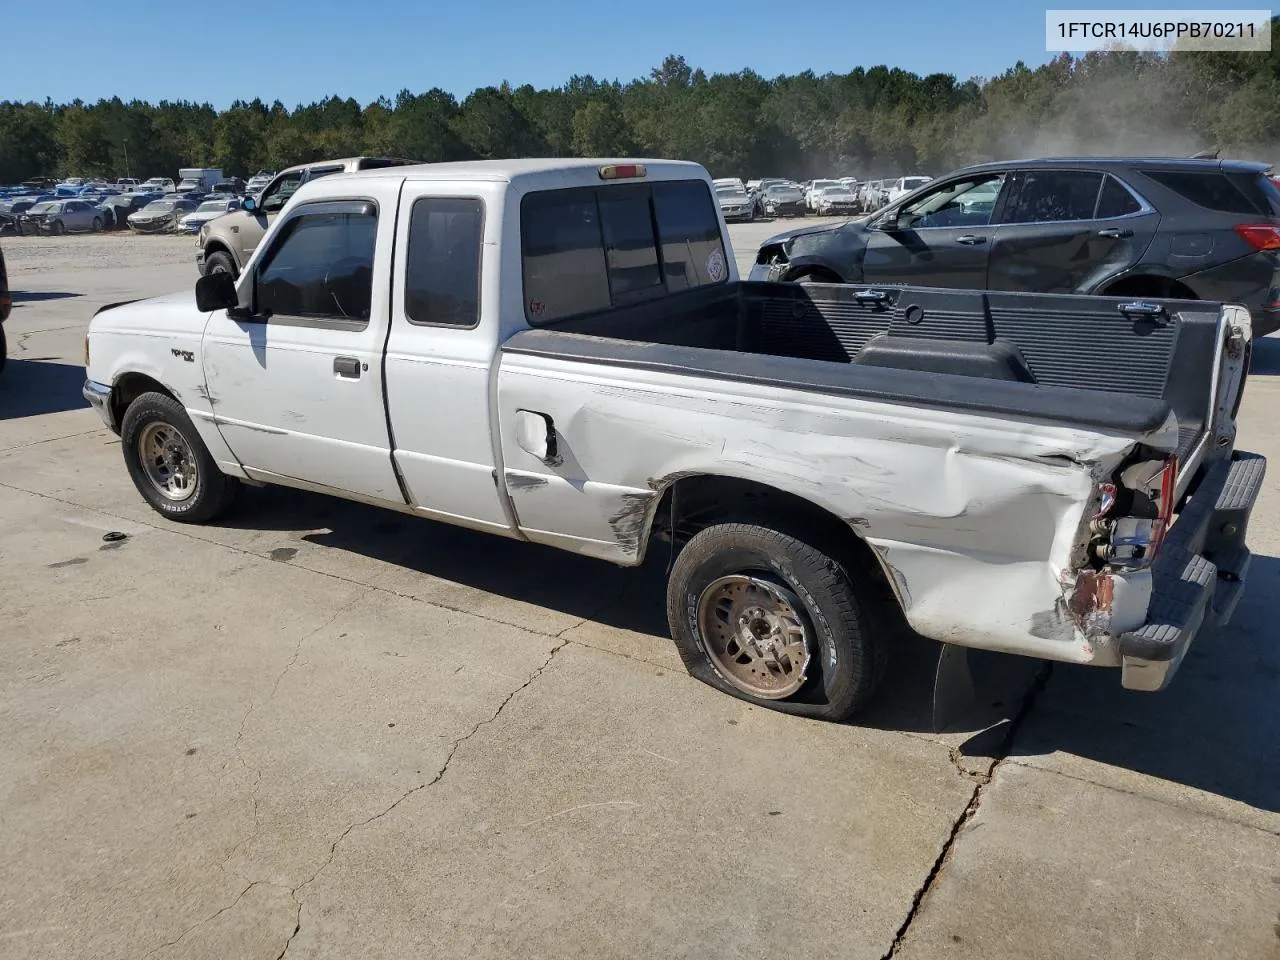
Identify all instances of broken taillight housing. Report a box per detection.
[1089,456,1177,568]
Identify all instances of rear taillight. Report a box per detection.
[1233,223,1280,251]
[1090,455,1178,569]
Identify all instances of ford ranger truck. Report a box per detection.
[83,158,1266,722]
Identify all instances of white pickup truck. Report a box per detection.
[83,158,1266,721]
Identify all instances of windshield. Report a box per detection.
[196,200,229,212]
[904,177,931,188]
[29,202,57,214]
[142,201,175,213]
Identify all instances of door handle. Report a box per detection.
[514,409,559,464]
[1097,227,1134,239]
[333,356,361,378]
[955,235,986,245]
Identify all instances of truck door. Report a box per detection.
[200,184,404,503]
[380,181,514,533]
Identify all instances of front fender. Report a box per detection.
[94,332,242,474]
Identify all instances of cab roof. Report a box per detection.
[339,157,707,186]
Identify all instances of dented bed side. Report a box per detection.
[493,336,1195,666]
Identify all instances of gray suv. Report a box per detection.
[749,157,1280,337]
[196,156,418,278]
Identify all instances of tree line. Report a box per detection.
[2,27,1278,186]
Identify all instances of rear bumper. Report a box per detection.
[1118,450,1266,691]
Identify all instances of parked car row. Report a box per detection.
[714,174,935,220]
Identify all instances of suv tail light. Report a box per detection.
[1233,223,1280,251]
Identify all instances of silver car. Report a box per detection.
[16,199,105,235]
[176,197,242,234]
[715,183,756,221]
[128,197,198,233]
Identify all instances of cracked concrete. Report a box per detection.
[3,229,1280,960]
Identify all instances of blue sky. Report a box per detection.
[3,0,1250,108]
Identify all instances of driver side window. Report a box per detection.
[255,205,378,324]
[892,174,1007,230]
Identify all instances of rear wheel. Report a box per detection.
[666,522,889,721]
[120,391,240,523]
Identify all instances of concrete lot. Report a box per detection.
[1,223,1278,960]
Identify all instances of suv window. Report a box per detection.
[1141,170,1259,214]
[891,174,1006,229]
[404,197,484,327]
[260,171,304,213]
[1002,171,1104,224]
[520,179,728,324]
[1096,176,1143,218]
[255,203,377,322]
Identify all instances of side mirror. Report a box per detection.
[242,195,257,212]
[195,271,239,313]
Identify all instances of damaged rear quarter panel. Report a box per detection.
[497,351,1170,662]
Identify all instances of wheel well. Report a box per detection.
[1103,275,1197,300]
[202,240,237,266]
[110,373,175,428]
[648,475,904,612]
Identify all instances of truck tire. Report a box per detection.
[203,250,237,279]
[120,391,239,523]
[666,523,888,721]
[0,325,6,375]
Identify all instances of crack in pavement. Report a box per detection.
[141,880,282,958]
[275,635,572,959]
[222,611,344,876]
[880,662,1053,960]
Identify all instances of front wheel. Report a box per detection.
[666,523,888,721]
[120,391,239,523]
[51,220,66,236]
[91,216,103,232]
[202,250,238,279]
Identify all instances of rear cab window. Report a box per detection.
[520,178,728,324]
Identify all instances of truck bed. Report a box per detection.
[506,281,1222,473]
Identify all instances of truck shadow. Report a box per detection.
[232,485,673,638]
[958,552,1280,816]
[10,291,84,304]
[231,486,1279,816]
[0,359,90,419]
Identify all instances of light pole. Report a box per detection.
[122,139,130,180]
